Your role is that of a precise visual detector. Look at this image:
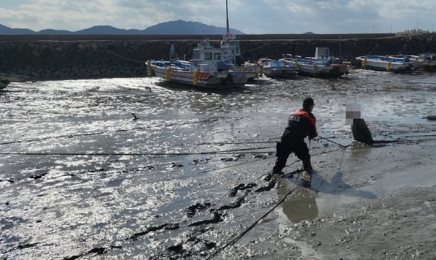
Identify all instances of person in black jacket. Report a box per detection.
[351,118,374,144]
[268,97,318,180]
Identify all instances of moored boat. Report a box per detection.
[389,54,428,71]
[284,48,348,78]
[420,53,436,71]
[257,58,297,78]
[1,73,32,89]
[0,79,11,90]
[355,55,413,72]
[149,37,256,89]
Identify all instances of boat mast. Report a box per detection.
[226,0,236,67]
[226,0,229,35]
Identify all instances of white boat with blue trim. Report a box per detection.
[257,58,297,78]
[355,55,413,72]
[281,48,348,77]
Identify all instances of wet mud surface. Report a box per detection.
[1,69,436,259]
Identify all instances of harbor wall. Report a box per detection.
[0,33,435,80]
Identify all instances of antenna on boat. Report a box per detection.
[226,0,229,35]
[170,44,175,61]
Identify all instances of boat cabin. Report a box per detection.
[315,47,331,59]
[188,38,236,72]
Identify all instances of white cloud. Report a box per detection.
[0,0,435,33]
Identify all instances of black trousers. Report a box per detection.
[272,138,311,173]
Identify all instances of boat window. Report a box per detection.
[271,61,284,67]
[214,53,221,60]
[222,41,240,55]
[216,60,229,71]
[193,50,201,59]
[204,52,212,60]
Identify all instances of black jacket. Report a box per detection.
[281,109,318,141]
[351,118,373,144]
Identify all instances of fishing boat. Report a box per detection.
[355,55,413,72]
[148,1,256,89]
[388,54,428,71]
[419,53,436,71]
[284,48,348,78]
[1,73,31,89]
[257,58,297,78]
[149,38,256,89]
[0,79,10,90]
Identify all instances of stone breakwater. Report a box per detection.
[0,33,435,80]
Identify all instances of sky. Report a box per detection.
[1,0,436,34]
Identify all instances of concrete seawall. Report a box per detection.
[1,33,435,80]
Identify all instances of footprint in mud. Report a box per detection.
[127,223,180,241]
[29,172,48,180]
[217,196,245,211]
[255,179,277,192]
[229,182,257,197]
[186,202,212,217]
[188,212,223,227]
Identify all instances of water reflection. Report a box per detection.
[277,178,318,223]
[349,141,372,159]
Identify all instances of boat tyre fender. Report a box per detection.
[221,74,234,85]
[227,73,234,83]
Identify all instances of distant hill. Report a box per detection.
[143,20,244,35]
[0,24,35,34]
[304,31,315,34]
[0,20,245,35]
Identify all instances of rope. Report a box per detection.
[240,43,270,56]
[397,44,407,55]
[416,35,426,53]
[366,44,378,56]
[206,141,311,259]
[106,49,147,63]
[318,135,350,149]
[206,169,303,259]
[318,136,350,186]
[0,73,31,79]
[0,145,275,157]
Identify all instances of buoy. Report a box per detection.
[193,69,200,85]
[387,61,392,70]
[165,67,171,81]
[146,60,152,77]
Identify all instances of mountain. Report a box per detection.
[0,24,35,34]
[0,20,245,35]
[143,20,244,35]
[304,31,315,34]
[38,29,76,35]
[74,25,144,35]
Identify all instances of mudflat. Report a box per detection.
[1,69,435,259]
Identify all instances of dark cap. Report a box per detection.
[303,97,315,109]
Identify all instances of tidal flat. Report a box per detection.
[1,69,436,259]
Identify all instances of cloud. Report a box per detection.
[0,0,435,33]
